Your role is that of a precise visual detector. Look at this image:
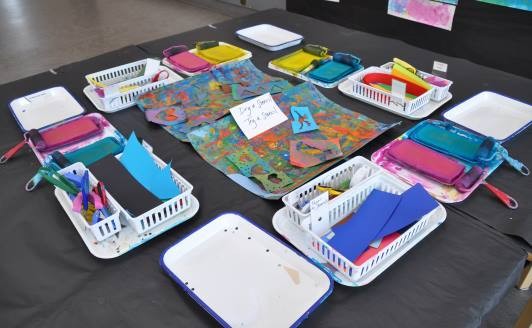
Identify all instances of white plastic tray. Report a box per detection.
[442,91,532,142]
[338,78,452,120]
[9,87,85,132]
[160,213,333,328]
[55,188,199,259]
[236,24,303,51]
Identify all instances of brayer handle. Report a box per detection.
[482,182,518,210]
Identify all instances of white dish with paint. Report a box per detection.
[443,91,532,141]
[160,213,333,328]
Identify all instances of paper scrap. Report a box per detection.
[291,106,318,134]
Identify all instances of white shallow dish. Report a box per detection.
[160,213,333,328]
[55,189,199,259]
[338,78,453,120]
[443,91,532,142]
[9,87,85,131]
[236,24,303,51]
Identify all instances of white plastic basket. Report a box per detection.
[380,62,453,102]
[347,65,434,115]
[282,157,382,227]
[83,59,182,113]
[114,151,193,235]
[56,162,122,242]
[295,173,445,283]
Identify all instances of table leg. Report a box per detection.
[517,252,532,291]
[514,296,532,328]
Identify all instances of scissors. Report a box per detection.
[38,167,79,195]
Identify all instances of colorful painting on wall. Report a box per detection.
[477,0,532,11]
[388,0,457,31]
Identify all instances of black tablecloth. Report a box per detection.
[0,9,529,328]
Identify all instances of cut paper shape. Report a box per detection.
[119,132,181,200]
[145,106,187,126]
[231,80,291,100]
[89,155,162,217]
[289,138,343,168]
[253,172,293,192]
[388,0,457,31]
[375,184,439,239]
[354,233,401,266]
[327,184,438,261]
[328,189,401,261]
[226,149,272,177]
[290,106,318,134]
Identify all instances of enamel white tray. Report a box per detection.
[9,87,85,132]
[443,91,532,142]
[338,78,453,120]
[236,24,303,51]
[55,189,199,259]
[160,213,333,328]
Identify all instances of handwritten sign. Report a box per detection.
[229,93,288,139]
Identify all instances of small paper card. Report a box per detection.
[291,106,318,134]
[432,61,448,78]
[391,79,407,102]
[230,93,288,139]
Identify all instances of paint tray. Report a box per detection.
[160,213,333,328]
[269,52,364,88]
[236,24,303,51]
[9,87,85,132]
[442,91,532,142]
[370,121,507,203]
[164,42,252,76]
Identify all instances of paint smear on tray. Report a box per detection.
[283,265,301,285]
[388,0,457,31]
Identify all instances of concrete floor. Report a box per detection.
[0,0,529,327]
[0,0,252,84]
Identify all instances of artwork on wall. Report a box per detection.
[387,0,458,31]
[477,0,532,11]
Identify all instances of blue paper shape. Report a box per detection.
[328,190,401,261]
[290,106,318,134]
[327,184,439,262]
[119,132,181,200]
[376,184,439,239]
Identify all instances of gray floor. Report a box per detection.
[0,0,252,84]
[0,0,529,327]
